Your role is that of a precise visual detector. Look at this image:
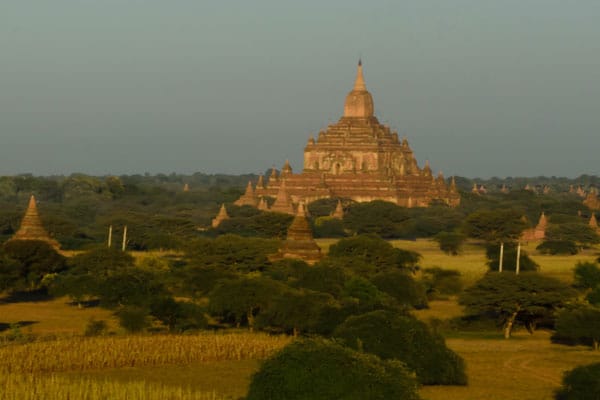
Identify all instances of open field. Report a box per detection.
[1,239,599,399]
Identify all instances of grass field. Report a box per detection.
[2,238,599,399]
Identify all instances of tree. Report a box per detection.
[1,240,67,291]
[536,240,579,255]
[333,310,467,385]
[463,209,527,243]
[433,231,466,255]
[421,267,463,299]
[370,270,428,308]
[459,272,576,338]
[246,339,420,400]
[554,306,600,350]
[555,362,600,400]
[256,289,338,336]
[328,235,421,273]
[208,277,286,329]
[574,261,600,290]
[546,223,600,247]
[343,201,413,238]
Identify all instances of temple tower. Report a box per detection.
[8,195,60,249]
[273,202,322,264]
[211,204,230,228]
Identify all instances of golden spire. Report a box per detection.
[10,195,60,249]
[353,59,367,91]
[343,60,374,118]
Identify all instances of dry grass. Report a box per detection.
[0,373,230,400]
[0,332,291,374]
[0,296,118,336]
[420,331,600,400]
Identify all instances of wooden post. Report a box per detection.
[107,225,113,248]
[122,225,127,252]
[516,242,521,275]
[499,242,504,273]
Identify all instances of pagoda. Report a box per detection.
[237,61,460,209]
[521,212,548,241]
[271,203,322,264]
[211,204,230,228]
[8,195,60,249]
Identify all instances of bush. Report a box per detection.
[554,306,600,350]
[422,267,463,298]
[574,261,600,290]
[433,231,466,255]
[333,310,467,385]
[2,240,67,290]
[117,307,150,333]
[84,319,108,336]
[370,271,428,308]
[555,362,600,400]
[537,240,579,255]
[246,339,420,400]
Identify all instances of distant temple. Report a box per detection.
[236,61,460,213]
[583,189,600,210]
[8,195,60,249]
[521,212,547,241]
[271,203,322,264]
[211,204,230,228]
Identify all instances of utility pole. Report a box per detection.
[122,225,127,252]
[499,242,504,273]
[107,225,113,248]
[515,242,521,275]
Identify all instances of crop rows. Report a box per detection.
[1,374,229,400]
[0,332,291,374]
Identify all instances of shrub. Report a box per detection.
[433,231,466,255]
[333,310,467,385]
[574,261,600,290]
[84,319,108,336]
[116,307,150,333]
[422,267,463,298]
[555,362,600,400]
[370,271,428,308]
[537,240,579,255]
[246,339,420,400]
[554,306,600,350]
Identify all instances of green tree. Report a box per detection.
[208,277,286,329]
[554,306,600,350]
[574,261,600,290]
[333,310,467,385]
[485,243,538,272]
[246,339,421,400]
[328,235,421,273]
[546,223,600,247]
[433,231,466,255]
[555,362,600,400]
[2,240,67,291]
[463,209,527,243]
[422,267,463,298]
[460,272,576,338]
[370,270,428,308]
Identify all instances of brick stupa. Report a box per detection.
[8,195,60,249]
[521,212,548,241]
[271,203,322,264]
[211,204,230,228]
[238,61,460,210]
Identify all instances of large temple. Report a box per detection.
[236,61,460,212]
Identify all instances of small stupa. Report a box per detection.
[589,213,599,233]
[8,195,60,249]
[273,202,322,264]
[234,181,258,207]
[183,183,190,192]
[211,204,230,228]
[257,197,270,211]
[331,200,344,219]
[269,180,295,215]
[583,189,600,210]
[521,212,547,241]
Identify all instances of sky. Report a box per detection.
[0,0,599,178]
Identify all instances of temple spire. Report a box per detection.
[9,195,60,249]
[353,59,367,91]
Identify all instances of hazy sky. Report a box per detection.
[1,1,599,178]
